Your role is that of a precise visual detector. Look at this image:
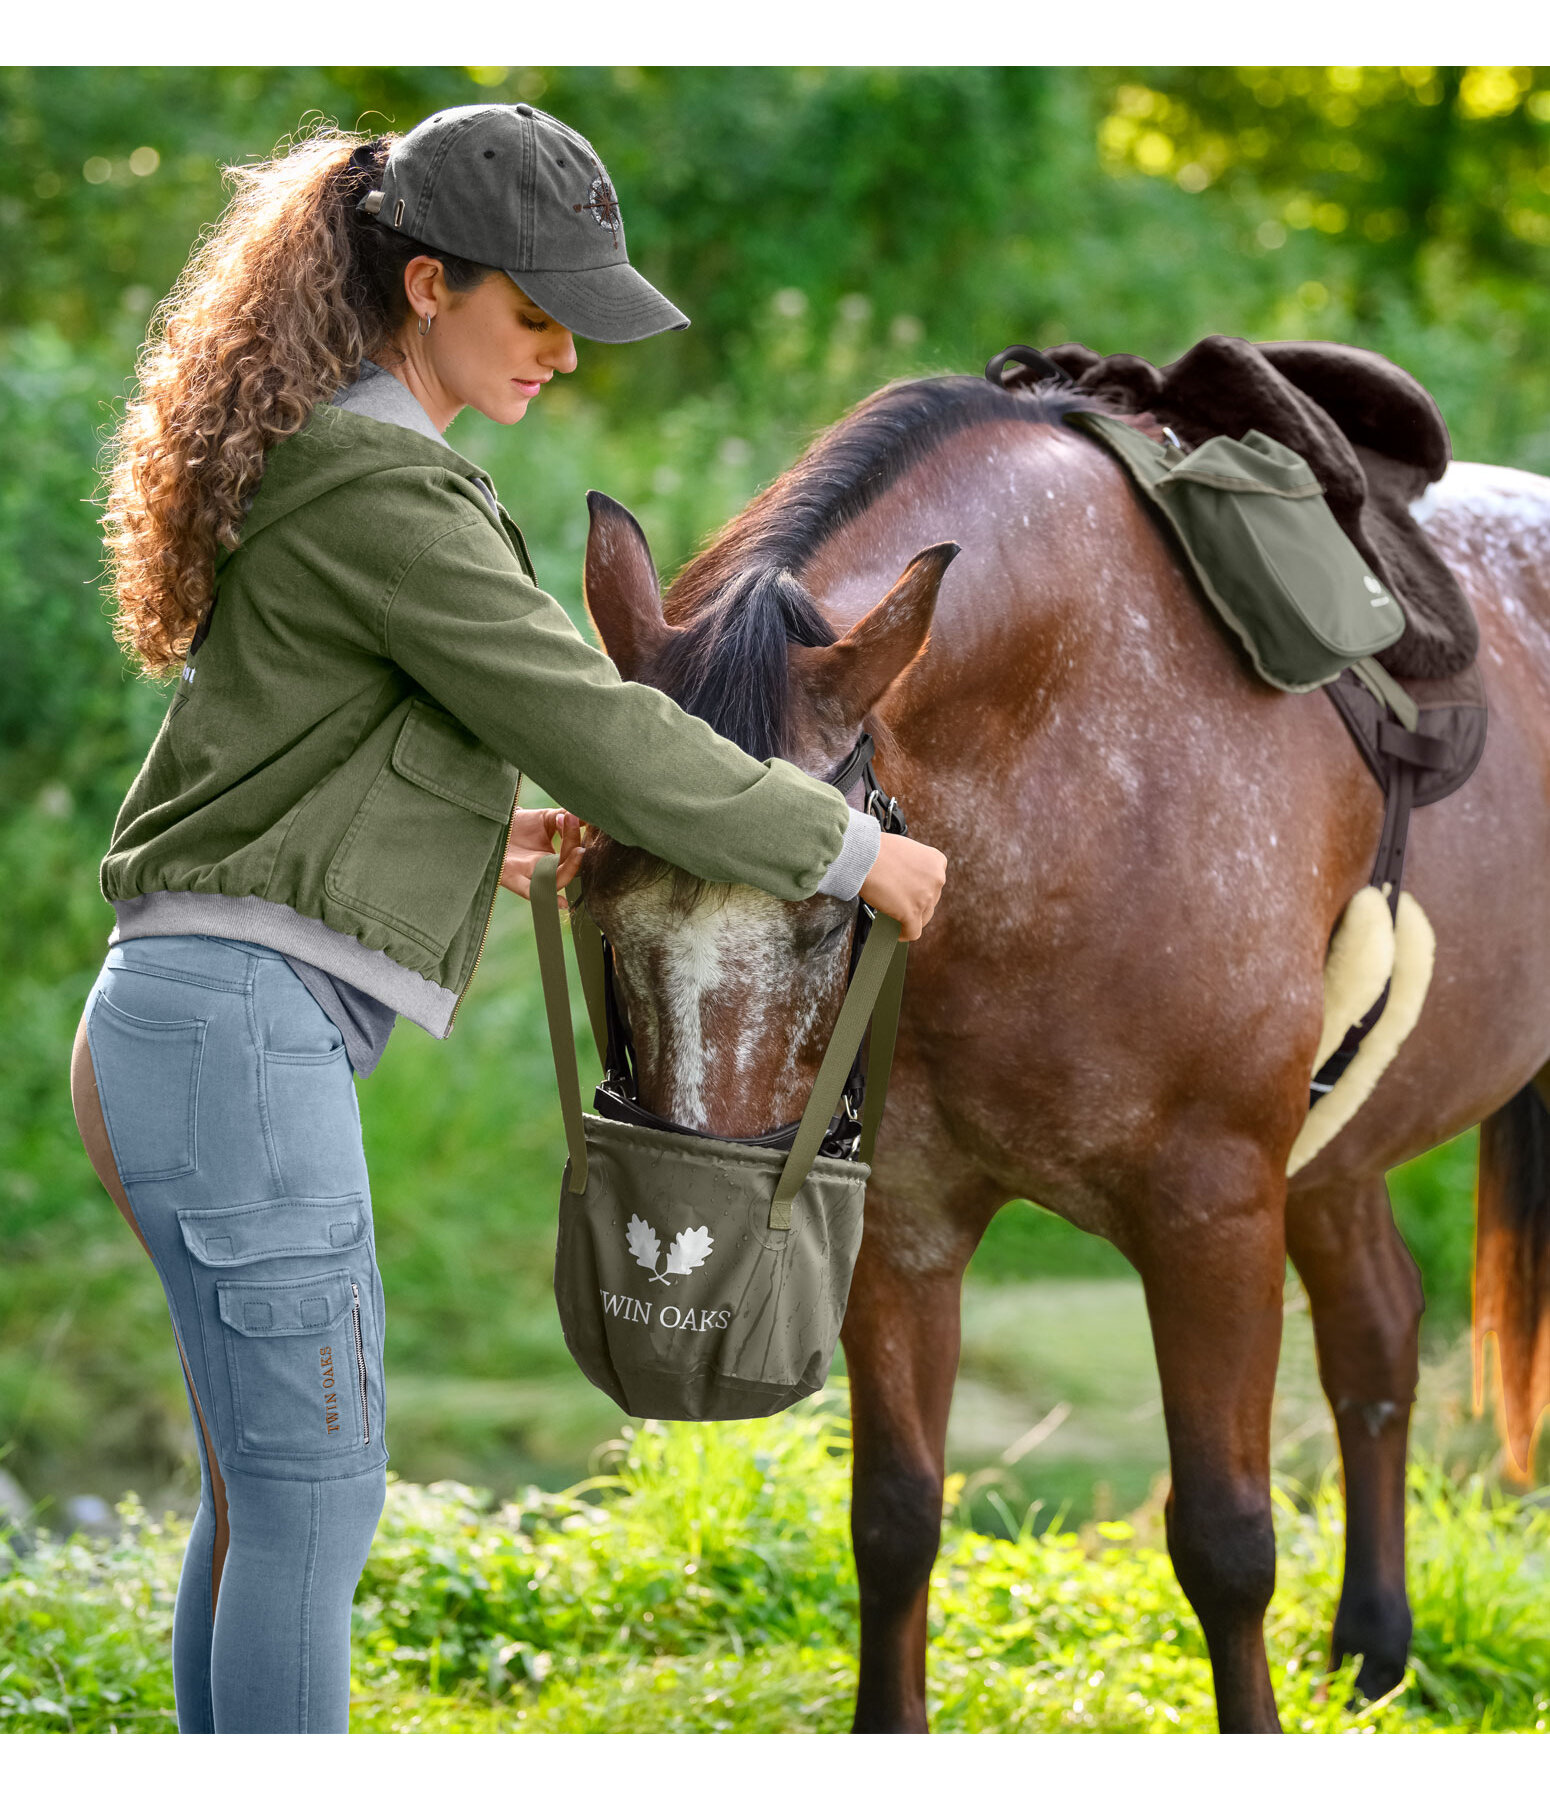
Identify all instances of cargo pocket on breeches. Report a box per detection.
[178,1194,379,1458]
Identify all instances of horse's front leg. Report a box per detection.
[840,1180,989,1734]
[1133,1139,1288,1733]
[1286,1175,1422,1698]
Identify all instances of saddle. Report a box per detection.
[1031,334,1476,682]
[987,337,1490,1141]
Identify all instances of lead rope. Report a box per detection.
[530,852,908,1229]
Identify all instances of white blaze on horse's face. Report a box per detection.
[590,879,855,1137]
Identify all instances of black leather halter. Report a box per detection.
[591,732,908,1157]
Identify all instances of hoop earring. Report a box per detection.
[417,313,433,337]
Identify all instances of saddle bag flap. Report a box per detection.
[1070,411,1406,692]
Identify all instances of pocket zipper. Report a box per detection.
[350,1281,371,1446]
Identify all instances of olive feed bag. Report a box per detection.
[529,852,907,1422]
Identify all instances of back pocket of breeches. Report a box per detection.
[87,992,206,1181]
[178,1195,376,1457]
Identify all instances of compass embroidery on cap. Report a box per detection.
[575,175,622,247]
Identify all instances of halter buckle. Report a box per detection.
[867,786,907,835]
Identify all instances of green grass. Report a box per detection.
[1,1395,1546,1734]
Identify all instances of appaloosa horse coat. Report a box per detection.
[576,375,1550,1733]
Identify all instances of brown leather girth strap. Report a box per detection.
[1369,757,1419,916]
[70,1007,230,1617]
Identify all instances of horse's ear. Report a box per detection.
[793,541,959,721]
[583,491,673,681]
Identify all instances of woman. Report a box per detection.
[68,102,947,1733]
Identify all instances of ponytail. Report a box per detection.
[103,121,495,677]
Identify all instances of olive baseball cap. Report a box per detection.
[358,102,689,344]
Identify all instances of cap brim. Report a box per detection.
[508,260,689,344]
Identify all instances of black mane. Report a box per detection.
[586,374,1095,902]
[658,375,1090,761]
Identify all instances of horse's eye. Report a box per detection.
[795,912,854,957]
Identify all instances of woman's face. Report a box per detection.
[396,260,579,430]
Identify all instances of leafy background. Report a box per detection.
[2,66,1548,1730]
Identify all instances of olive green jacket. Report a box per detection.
[101,403,853,1033]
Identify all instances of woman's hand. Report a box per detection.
[858,833,947,942]
[500,807,586,905]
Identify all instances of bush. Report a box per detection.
[2,1397,1545,1734]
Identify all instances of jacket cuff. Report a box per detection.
[813,808,882,900]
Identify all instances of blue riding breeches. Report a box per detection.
[71,934,390,1733]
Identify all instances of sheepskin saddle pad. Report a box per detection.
[1035,335,1478,682]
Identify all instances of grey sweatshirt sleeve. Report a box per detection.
[814,808,882,900]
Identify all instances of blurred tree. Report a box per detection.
[0,66,1064,403]
[1093,67,1550,319]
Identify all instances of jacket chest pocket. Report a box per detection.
[324,699,519,962]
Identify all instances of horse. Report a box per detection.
[574,373,1550,1734]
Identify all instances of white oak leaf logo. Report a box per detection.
[626,1214,662,1280]
[623,1214,714,1283]
[664,1225,714,1278]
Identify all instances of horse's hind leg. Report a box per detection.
[1133,1144,1287,1733]
[1286,1176,1422,1699]
[841,1180,990,1734]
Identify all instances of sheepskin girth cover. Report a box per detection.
[1287,885,1436,1177]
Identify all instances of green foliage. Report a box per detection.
[1097,68,1550,295]
[1091,68,1550,465]
[0,1493,179,1730]
[353,1401,860,1691]
[1,1401,1546,1733]
[1387,1129,1482,1327]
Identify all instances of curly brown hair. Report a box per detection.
[102,121,495,677]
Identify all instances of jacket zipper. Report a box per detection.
[350,1281,371,1446]
[446,790,519,1036]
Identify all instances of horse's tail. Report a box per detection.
[1474,1078,1550,1477]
